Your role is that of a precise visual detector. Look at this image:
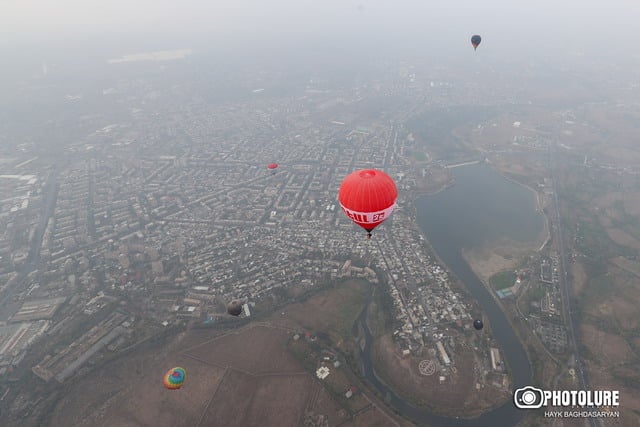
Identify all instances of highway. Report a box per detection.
[549,144,599,427]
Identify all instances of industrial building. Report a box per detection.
[242,303,251,317]
[10,297,67,322]
[490,347,503,371]
[436,341,451,366]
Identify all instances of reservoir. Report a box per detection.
[358,162,545,426]
[416,163,544,247]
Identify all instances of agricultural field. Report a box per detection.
[41,280,406,427]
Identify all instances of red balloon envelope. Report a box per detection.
[267,163,278,170]
[338,169,398,237]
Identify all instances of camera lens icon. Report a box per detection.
[514,386,545,409]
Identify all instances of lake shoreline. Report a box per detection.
[409,162,546,426]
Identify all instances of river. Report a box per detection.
[357,163,545,426]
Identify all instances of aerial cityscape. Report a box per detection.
[2,1,640,426]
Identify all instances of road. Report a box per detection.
[549,144,599,427]
[0,168,59,320]
[26,168,60,269]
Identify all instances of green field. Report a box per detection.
[490,270,516,290]
[526,283,546,301]
[333,282,369,341]
[407,149,429,162]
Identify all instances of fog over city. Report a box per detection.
[1,1,640,427]
[4,1,640,54]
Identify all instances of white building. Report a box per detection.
[316,366,330,380]
[436,341,451,366]
[242,303,251,317]
[490,347,502,371]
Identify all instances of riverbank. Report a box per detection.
[408,162,548,426]
[459,233,546,279]
[409,162,456,199]
[460,241,523,284]
[487,162,551,252]
[456,163,550,285]
[370,333,511,419]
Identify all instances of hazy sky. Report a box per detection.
[3,0,639,50]
[1,0,640,85]
[1,1,640,137]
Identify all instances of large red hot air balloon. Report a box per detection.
[338,169,398,238]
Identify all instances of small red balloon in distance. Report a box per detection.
[338,169,398,238]
[267,163,278,170]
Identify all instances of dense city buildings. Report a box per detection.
[0,66,496,387]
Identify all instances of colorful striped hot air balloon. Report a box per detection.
[163,367,186,390]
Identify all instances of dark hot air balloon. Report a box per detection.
[338,169,398,238]
[473,319,484,330]
[163,367,186,390]
[227,300,243,316]
[471,35,482,51]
